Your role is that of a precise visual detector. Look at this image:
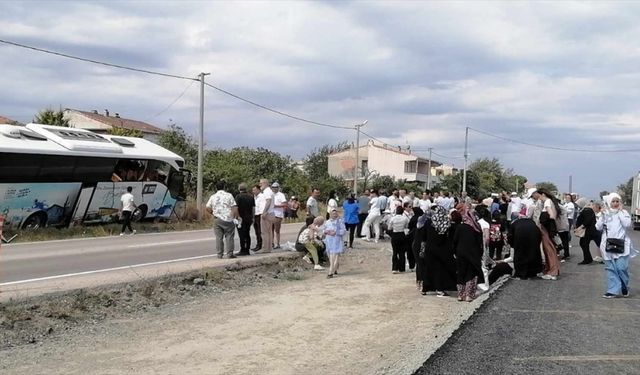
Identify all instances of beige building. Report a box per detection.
[328,140,457,187]
[63,109,164,143]
[0,115,19,125]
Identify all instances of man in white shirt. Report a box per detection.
[256,178,276,254]
[206,180,239,259]
[119,186,137,236]
[419,191,433,212]
[251,184,264,251]
[271,182,287,249]
[306,188,320,218]
[399,189,411,205]
[507,192,522,221]
[362,190,382,243]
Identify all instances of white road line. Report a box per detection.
[5,229,212,246]
[4,222,302,247]
[126,238,210,248]
[0,254,218,286]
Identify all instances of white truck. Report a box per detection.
[631,173,640,230]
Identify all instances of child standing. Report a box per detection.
[324,208,346,278]
[489,211,506,260]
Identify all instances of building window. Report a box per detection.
[361,160,368,176]
[404,160,417,173]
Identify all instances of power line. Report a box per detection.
[204,82,353,130]
[144,80,195,122]
[431,150,465,160]
[359,129,389,145]
[1,37,355,130]
[0,38,196,81]
[469,127,640,153]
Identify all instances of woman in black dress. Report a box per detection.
[422,205,457,297]
[575,203,601,264]
[453,203,484,302]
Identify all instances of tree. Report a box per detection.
[468,158,503,198]
[501,169,528,194]
[599,190,610,199]
[358,168,379,192]
[108,126,143,138]
[617,177,633,206]
[369,175,396,193]
[303,142,351,179]
[537,181,558,193]
[433,170,480,200]
[33,109,69,127]
[158,124,198,170]
[303,142,351,201]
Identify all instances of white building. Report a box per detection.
[327,140,457,187]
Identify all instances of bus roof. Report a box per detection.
[0,124,185,170]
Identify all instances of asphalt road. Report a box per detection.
[415,230,640,375]
[0,222,303,285]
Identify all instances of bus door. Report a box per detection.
[71,184,96,226]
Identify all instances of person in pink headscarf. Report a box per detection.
[453,203,484,302]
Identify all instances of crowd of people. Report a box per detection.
[206,181,637,299]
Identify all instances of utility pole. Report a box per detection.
[427,148,432,190]
[569,175,573,194]
[462,126,469,194]
[353,120,367,196]
[196,72,210,221]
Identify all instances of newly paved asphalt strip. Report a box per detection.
[415,230,640,375]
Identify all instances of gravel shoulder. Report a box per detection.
[1,241,497,375]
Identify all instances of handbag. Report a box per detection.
[573,225,586,238]
[605,238,625,254]
[603,215,626,254]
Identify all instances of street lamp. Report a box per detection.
[354,120,368,196]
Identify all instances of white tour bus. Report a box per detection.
[0,123,187,230]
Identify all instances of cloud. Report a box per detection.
[1,1,640,197]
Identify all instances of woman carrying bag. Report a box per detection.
[595,193,637,298]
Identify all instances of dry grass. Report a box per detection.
[6,220,213,244]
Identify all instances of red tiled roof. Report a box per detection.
[69,109,164,134]
[0,115,18,124]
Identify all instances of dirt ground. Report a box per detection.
[0,242,493,375]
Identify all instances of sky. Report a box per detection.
[1,0,640,198]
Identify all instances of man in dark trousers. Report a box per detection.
[235,183,255,256]
[356,189,370,237]
[119,186,137,236]
[251,184,263,251]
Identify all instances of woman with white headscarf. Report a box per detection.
[596,193,636,298]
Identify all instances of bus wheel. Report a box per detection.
[132,205,147,222]
[22,212,47,230]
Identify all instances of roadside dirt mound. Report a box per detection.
[0,255,307,349]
